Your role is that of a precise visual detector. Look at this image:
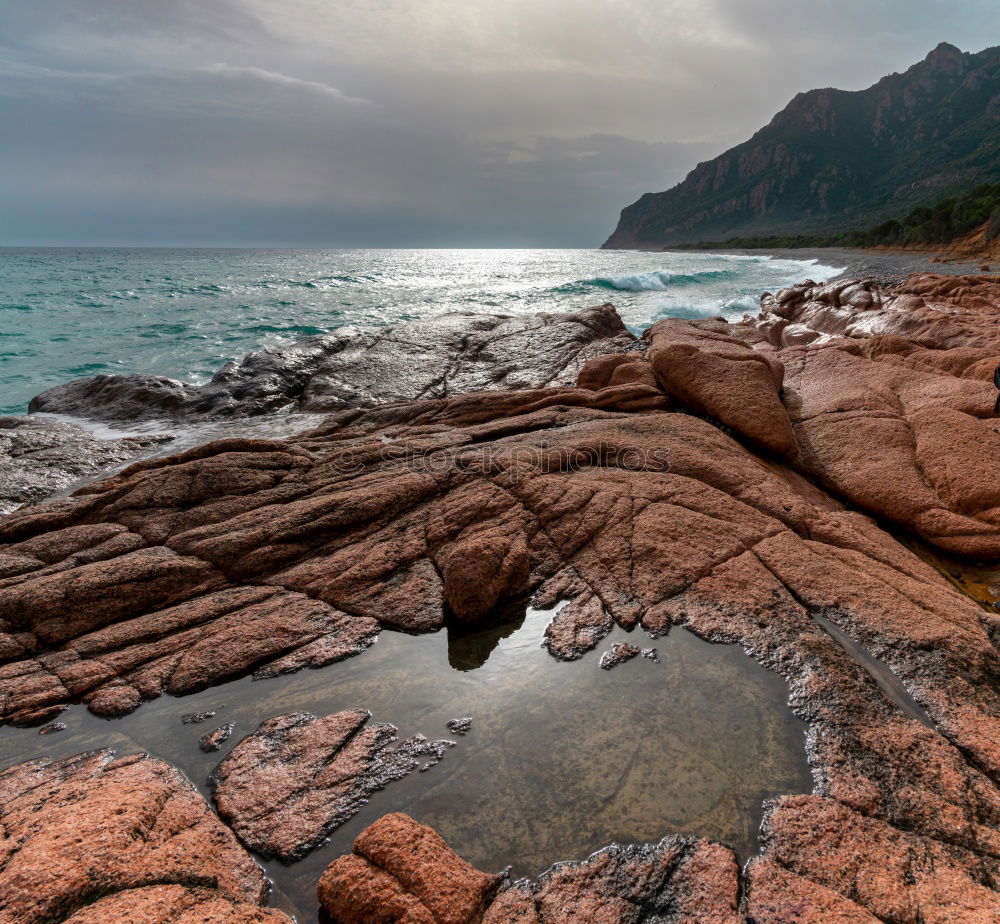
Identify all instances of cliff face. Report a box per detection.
[604,43,1000,248]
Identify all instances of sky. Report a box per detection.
[1,0,997,247]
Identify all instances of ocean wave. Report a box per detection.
[557,268,740,294]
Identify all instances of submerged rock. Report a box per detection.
[0,415,168,516]
[447,716,473,736]
[0,750,291,924]
[598,642,640,670]
[200,721,235,752]
[318,813,502,924]
[36,721,65,735]
[210,710,453,861]
[181,708,219,724]
[28,305,637,423]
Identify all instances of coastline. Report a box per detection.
[667,245,989,284]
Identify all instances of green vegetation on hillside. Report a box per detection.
[681,183,1000,251]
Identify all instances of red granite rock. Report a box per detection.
[211,711,451,861]
[317,813,501,924]
[749,795,1000,922]
[0,750,291,924]
[3,291,1000,919]
[481,836,739,923]
[646,317,796,456]
[750,273,1000,557]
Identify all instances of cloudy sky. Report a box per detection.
[1,1,997,247]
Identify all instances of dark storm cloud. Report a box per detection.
[0,0,996,246]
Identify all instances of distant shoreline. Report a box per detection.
[639,245,989,286]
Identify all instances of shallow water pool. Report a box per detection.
[0,603,812,921]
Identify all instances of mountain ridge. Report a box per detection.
[603,43,1000,249]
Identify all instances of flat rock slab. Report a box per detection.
[0,415,168,516]
[211,710,453,861]
[0,749,292,924]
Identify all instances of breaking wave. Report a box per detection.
[557,268,740,294]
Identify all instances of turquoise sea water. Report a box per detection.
[0,248,844,416]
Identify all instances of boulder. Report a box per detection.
[317,813,502,924]
[644,317,796,456]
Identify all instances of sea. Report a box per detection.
[0,248,844,419]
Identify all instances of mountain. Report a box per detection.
[603,43,1000,249]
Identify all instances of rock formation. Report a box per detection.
[0,749,292,924]
[210,710,452,861]
[2,277,1000,918]
[748,273,1000,557]
[318,813,738,924]
[0,415,168,516]
[27,305,637,422]
[484,837,739,923]
[318,813,502,924]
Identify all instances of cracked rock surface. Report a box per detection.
[2,279,1000,918]
[484,836,739,923]
[0,749,292,924]
[318,812,502,924]
[210,710,453,861]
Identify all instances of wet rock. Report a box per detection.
[0,579,379,723]
[598,642,640,670]
[0,415,168,516]
[317,812,501,924]
[37,721,65,735]
[0,750,291,924]
[542,594,614,661]
[483,836,739,923]
[181,708,218,724]
[29,305,636,423]
[640,647,658,662]
[200,721,235,752]
[211,710,453,861]
[447,716,473,736]
[742,858,881,923]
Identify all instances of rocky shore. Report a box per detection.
[2,273,1000,921]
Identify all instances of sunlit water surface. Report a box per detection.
[0,247,843,416]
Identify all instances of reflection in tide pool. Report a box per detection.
[0,604,812,922]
